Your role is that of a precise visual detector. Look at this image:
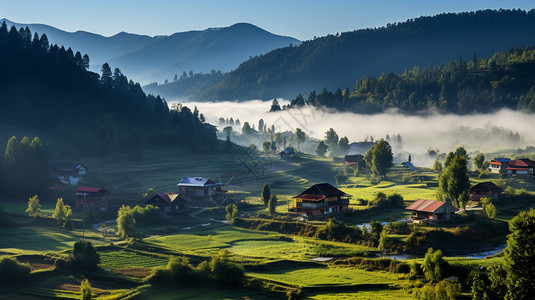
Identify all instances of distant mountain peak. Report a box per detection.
[1,18,300,84]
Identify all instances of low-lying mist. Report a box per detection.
[175,100,534,165]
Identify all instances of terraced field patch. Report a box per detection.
[99,249,168,269]
[248,266,398,287]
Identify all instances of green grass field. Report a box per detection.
[99,249,168,269]
[248,266,398,287]
[145,226,376,260]
[0,227,104,253]
[2,144,535,299]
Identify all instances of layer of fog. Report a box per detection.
[173,99,534,166]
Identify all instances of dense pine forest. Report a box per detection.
[145,9,535,102]
[286,46,535,114]
[0,22,217,157]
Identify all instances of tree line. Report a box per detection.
[286,46,535,114]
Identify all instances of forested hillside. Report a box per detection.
[0,22,216,156]
[286,46,535,114]
[146,9,535,101]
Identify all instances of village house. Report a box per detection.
[488,158,510,175]
[288,183,350,219]
[75,186,109,209]
[278,147,296,160]
[406,198,457,223]
[506,159,535,178]
[344,154,363,165]
[52,162,88,185]
[145,192,183,212]
[469,181,503,202]
[177,177,224,205]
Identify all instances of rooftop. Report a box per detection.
[178,177,221,187]
[295,183,349,199]
[77,186,108,193]
[406,199,445,213]
[470,181,503,192]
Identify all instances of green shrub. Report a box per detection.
[386,222,410,234]
[80,278,92,300]
[225,203,238,221]
[209,251,244,286]
[387,193,404,206]
[132,205,160,225]
[69,239,100,271]
[421,248,448,282]
[145,252,244,287]
[144,267,174,285]
[414,279,461,300]
[0,256,31,286]
[478,170,490,179]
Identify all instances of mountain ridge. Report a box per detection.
[1,18,300,84]
[144,9,535,101]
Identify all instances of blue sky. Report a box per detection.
[2,0,534,40]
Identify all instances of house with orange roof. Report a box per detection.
[405,198,457,223]
[506,159,535,178]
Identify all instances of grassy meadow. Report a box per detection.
[2,144,535,299]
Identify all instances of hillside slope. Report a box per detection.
[146,9,535,101]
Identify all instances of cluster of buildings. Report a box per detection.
[52,155,532,223]
[489,158,535,177]
[51,162,225,212]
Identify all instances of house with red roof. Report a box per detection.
[506,159,535,178]
[488,158,510,175]
[145,192,183,212]
[406,198,457,223]
[288,183,350,219]
[469,182,503,202]
[75,187,109,209]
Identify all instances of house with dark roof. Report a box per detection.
[177,177,224,205]
[52,162,88,185]
[469,182,503,202]
[75,187,109,209]
[278,147,296,159]
[506,159,535,178]
[145,192,183,212]
[344,154,363,165]
[288,183,350,219]
[406,198,457,223]
[489,158,510,175]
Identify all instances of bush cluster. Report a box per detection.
[145,251,244,287]
[368,192,404,208]
[0,256,31,286]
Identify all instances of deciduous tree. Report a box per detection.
[437,155,470,207]
[473,153,485,171]
[504,209,535,299]
[315,141,329,157]
[117,205,136,239]
[364,139,393,178]
[25,194,41,218]
[295,128,306,150]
